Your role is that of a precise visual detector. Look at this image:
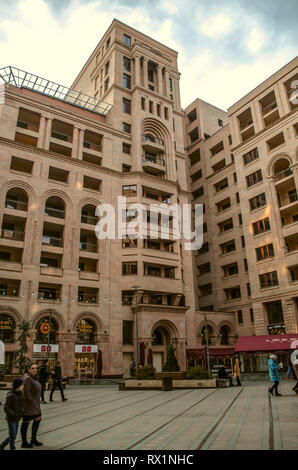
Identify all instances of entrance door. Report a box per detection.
[153,352,163,372]
[74,354,96,379]
[123,353,133,378]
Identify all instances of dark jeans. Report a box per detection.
[236,376,241,386]
[50,381,65,400]
[270,381,279,395]
[40,381,47,401]
[1,421,19,450]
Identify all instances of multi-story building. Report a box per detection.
[0,19,297,378]
[186,57,298,371]
[0,19,200,378]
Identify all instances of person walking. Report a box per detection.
[49,361,67,402]
[292,354,298,394]
[21,362,43,448]
[0,378,24,450]
[38,360,49,404]
[268,354,282,397]
[233,355,242,386]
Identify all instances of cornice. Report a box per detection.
[131,304,190,314]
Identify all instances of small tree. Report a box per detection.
[162,345,180,372]
[14,320,31,375]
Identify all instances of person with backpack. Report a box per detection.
[0,378,24,450]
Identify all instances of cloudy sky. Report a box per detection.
[0,0,297,110]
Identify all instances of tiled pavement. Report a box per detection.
[0,381,297,450]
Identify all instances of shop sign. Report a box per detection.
[267,324,286,335]
[0,319,13,329]
[75,344,98,353]
[33,344,59,353]
[40,322,51,335]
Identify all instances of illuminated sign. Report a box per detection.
[33,344,59,353]
[75,345,98,353]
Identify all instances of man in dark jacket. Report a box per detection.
[49,361,68,402]
[38,359,49,404]
[0,378,24,450]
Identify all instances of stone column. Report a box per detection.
[44,118,53,150]
[134,54,141,86]
[37,116,47,148]
[164,69,170,98]
[143,58,148,89]
[78,129,84,160]
[72,127,79,159]
[157,65,163,95]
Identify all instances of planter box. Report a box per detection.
[155,372,185,380]
[121,378,216,390]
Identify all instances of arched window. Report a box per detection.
[152,329,163,345]
[273,158,292,181]
[44,196,65,219]
[81,204,97,225]
[5,188,28,212]
[76,319,96,344]
[201,325,213,345]
[220,325,230,345]
[0,315,15,343]
[35,317,58,344]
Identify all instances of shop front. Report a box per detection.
[235,333,298,373]
[74,319,100,379]
[187,348,235,369]
[33,316,59,370]
[0,314,17,373]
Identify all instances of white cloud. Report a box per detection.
[161,0,179,15]
[200,13,233,39]
[246,26,265,55]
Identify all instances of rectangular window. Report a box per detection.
[157,104,161,117]
[191,169,202,182]
[228,135,232,145]
[105,61,109,76]
[122,122,131,134]
[238,213,243,226]
[189,149,200,166]
[122,97,131,114]
[123,34,131,46]
[252,217,270,235]
[246,169,263,187]
[10,156,33,174]
[197,262,211,275]
[215,178,228,193]
[149,101,153,113]
[123,320,133,344]
[187,109,197,123]
[122,185,137,197]
[259,271,278,288]
[123,56,131,72]
[104,78,109,92]
[266,300,284,325]
[122,142,131,154]
[141,97,146,111]
[241,236,245,248]
[244,259,248,271]
[256,243,275,261]
[243,147,259,165]
[83,176,101,191]
[123,74,131,89]
[220,240,236,254]
[233,172,237,183]
[249,193,266,211]
[192,187,204,199]
[247,283,251,296]
[122,164,131,173]
[237,310,243,324]
[48,166,69,183]
[250,308,254,323]
[164,107,169,120]
[122,262,137,275]
[236,192,240,204]
[218,218,233,233]
[198,242,209,255]
[218,119,223,127]
[122,290,133,305]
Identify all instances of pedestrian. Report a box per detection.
[21,362,43,448]
[129,358,136,378]
[285,351,294,381]
[268,354,282,397]
[38,359,49,404]
[233,354,242,386]
[0,378,24,450]
[292,354,298,395]
[49,361,67,402]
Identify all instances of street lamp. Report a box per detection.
[46,309,54,362]
[131,286,141,371]
[202,313,211,379]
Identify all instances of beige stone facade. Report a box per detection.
[186,57,298,362]
[0,19,297,378]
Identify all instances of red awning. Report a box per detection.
[235,334,298,352]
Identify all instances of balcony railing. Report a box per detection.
[143,154,166,166]
[142,134,165,147]
[1,229,25,241]
[78,293,99,303]
[44,206,65,219]
[279,193,298,207]
[17,120,39,132]
[5,199,28,211]
[51,131,72,143]
[275,168,293,182]
[262,101,277,115]
[42,235,63,247]
[38,290,61,301]
[81,215,98,225]
[80,242,97,253]
[83,141,102,152]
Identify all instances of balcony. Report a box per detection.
[42,235,63,248]
[142,153,166,174]
[40,266,63,277]
[5,198,28,213]
[44,206,65,220]
[79,241,98,253]
[142,134,165,153]
[1,228,24,242]
[0,280,20,298]
[274,167,293,183]
[78,289,99,304]
[38,284,61,302]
